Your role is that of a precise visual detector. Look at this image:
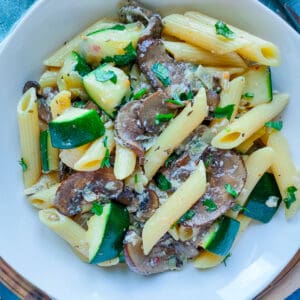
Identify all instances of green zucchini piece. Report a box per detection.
[49,107,105,149]
[87,202,130,264]
[40,130,59,172]
[83,64,130,117]
[200,216,240,256]
[243,173,281,223]
[242,66,273,106]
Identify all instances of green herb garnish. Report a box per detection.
[165,98,184,107]
[225,183,238,198]
[100,149,111,168]
[203,198,218,212]
[95,68,117,84]
[155,113,174,125]
[87,24,126,36]
[72,100,86,108]
[18,158,28,172]
[222,252,231,266]
[91,202,103,216]
[103,136,108,148]
[154,173,172,191]
[134,174,139,184]
[204,154,213,167]
[151,62,171,87]
[215,21,235,39]
[242,92,255,99]
[102,42,137,67]
[165,153,178,167]
[265,121,283,131]
[214,104,235,120]
[73,51,91,77]
[132,88,148,100]
[232,203,249,213]
[283,186,298,209]
[177,209,195,224]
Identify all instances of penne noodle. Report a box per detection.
[184,11,280,66]
[163,41,246,67]
[28,184,59,209]
[236,127,266,154]
[204,67,246,77]
[267,132,300,219]
[17,88,41,188]
[142,161,206,255]
[114,143,136,180]
[144,88,208,181]
[50,90,72,119]
[39,70,59,89]
[211,94,289,149]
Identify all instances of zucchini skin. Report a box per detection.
[40,130,49,172]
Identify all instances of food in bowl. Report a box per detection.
[17,0,299,275]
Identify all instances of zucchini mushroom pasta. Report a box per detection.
[17,0,299,275]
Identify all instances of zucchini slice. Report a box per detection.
[49,107,105,149]
[40,130,59,172]
[243,173,282,223]
[199,216,240,256]
[83,64,130,117]
[87,202,130,264]
[242,65,273,106]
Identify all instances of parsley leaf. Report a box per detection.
[87,24,126,36]
[18,158,28,172]
[154,173,172,191]
[100,149,111,168]
[165,153,178,167]
[215,21,235,39]
[134,174,139,184]
[203,198,218,212]
[91,202,103,216]
[225,183,238,198]
[214,104,235,120]
[103,136,108,148]
[177,210,195,224]
[155,113,174,125]
[72,100,86,108]
[165,98,184,107]
[265,121,283,131]
[151,63,171,87]
[283,186,298,209]
[132,88,148,100]
[102,42,137,67]
[72,51,91,77]
[95,68,117,84]
[242,92,255,99]
[222,252,231,266]
[204,154,213,167]
[232,203,249,213]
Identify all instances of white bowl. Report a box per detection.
[0,0,299,299]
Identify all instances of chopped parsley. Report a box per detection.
[242,92,255,99]
[225,183,238,198]
[91,202,103,216]
[87,24,126,36]
[103,136,108,147]
[232,203,249,213]
[283,186,298,209]
[18,158,28,172]
[102,42,137,67]
[178,90,194,101]
[95,67,117,84]
[165,98,184,107]
[155,113,174,125]
[72,100,86,108]
[134,174,139,184]
[265,120,283,131]
[215,21,235,39]
[203,198,218,212]
[73,51,91,77]
[165,153,178,167]
[151,62,171,87]
[132,88,148,100]
[222,252,231,266]
[154,173,172,191]
[214,104,235,120]
[204,154,213,167]
[177,209,195,224]
[100,149,111,168]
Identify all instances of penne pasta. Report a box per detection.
[211,94,289,149]
[50,90,72,119]
[142,161,206,255]
[17,88,41,188]
[184,11,280,66]
[236,127,266,154]
[163,41,246,67]
[114,143,136,180]
[204,67,246,77]
[39,70,59,89]
[144,88,208,181]
[227,147,275,219]
[28,184,59,209]
[267,132,300,219]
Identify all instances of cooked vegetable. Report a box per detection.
[215,21,235,39]
[265,120,283,131]
[40,130,59,172]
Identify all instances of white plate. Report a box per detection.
[0,1,299,299]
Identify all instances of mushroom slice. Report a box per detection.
[135,189,159,222]
[138,91,173,134]
[124,231,199,275]
[184,147,247,227]
[115,100,145,158]
[54,168,123,216]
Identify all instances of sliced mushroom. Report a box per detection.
[116,187,136,206]
[135,189,159,221]
[54,168,123,216]
[115,100,145,158]
[124,231,199,275]
[23,81,42,96]
[58,161,74,182]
